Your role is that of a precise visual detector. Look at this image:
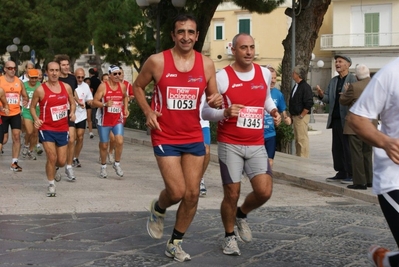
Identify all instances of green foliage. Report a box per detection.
[89,0,146,68]
[210,121,218,144]
[125,84,153,130]
[233,0,286,14]
[275,121,294,153]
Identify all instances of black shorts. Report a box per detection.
[68,110,75,127]
[74,119,86,129]
[0,123,4,144]
[2,114,22,133]
[85,103,91,110]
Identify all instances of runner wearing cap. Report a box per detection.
[0,60,29,172]
[92,64,129,179]
[21,69,41,160]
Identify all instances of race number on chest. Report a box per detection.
[166,87,198,110]
[236,106,264,129]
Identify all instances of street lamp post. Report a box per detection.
[136,0,186,54]
[6,37,30,77]
[309,53,324,123]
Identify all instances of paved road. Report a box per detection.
[0,116,395,266]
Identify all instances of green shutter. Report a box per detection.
[239,19,250,34]
[216,25,223,40]
[365,13,379,46]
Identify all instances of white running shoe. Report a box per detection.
[165,239,191,262]
[65,167,76,181]
[100,167,107,178]
[236,217,252,242]
[222,236,241,256]
[146,199,165,239]
[21,146,29,158]
[47,184,56,197]
[200,178,207,196]
[108,153,115,164]
[113,163,124,177]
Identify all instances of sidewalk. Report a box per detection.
[124,113,377,204]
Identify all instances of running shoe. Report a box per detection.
[368,245,389,267]
[47,184,56,197]
[35,144,44,155]
[55,167,61,182]
[146,199,165,239]
[27,150,37,160]
[100,167,107,178]
[113,163,124,177]
[222,236,241,256]
[65,167,76,181]
[73,158,81,168]
[21,146,29,158]
[200,178,207,196]
[165,239,191,262]
[108,153,115,164]
[236,218,252,242]
[10,162,22,172]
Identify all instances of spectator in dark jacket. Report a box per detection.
[289,65,313,158]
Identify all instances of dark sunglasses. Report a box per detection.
[76,76,84,79]
[112,72,122,76]
[6,67,17,70]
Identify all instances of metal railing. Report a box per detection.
[320,32,399,49]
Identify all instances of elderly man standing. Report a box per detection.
[316,55,357,183]
[340,64,377,190]
[289,65,313,158]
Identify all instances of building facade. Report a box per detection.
[320,0,399,75]
[204,1,333,90]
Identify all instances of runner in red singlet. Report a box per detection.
[30,61,76,197]
[92,65,129,179]
[133,14,222,262]
[202,33,281,256]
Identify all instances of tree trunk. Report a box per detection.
[281,0,331,105]
[194,0,223,53]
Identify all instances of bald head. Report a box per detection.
[355,64,370,80]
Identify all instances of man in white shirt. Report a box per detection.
[70,68,93,171]
[348,57,399,267]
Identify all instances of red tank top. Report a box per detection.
[100,82,124,127]
[218,64,267,145]
[40,82,69,132]
[151,49,207,146]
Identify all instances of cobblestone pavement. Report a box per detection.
[0,205,395,267]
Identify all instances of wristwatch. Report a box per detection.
[103,102,107,107]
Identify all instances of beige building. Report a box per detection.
[203,1,333,89]
[321,0,399,76]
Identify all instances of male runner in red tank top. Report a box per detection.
[30,61,76,197]
[133,14,222,262]
[202,33,281,256]
[92,65,129,179]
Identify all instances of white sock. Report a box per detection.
[12,158,18,163]
[66,165,72,169]
[101,164,107,169]
[49,180,55,185]
[114,162,120,166]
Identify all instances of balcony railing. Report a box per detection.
[320,32,399,50]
